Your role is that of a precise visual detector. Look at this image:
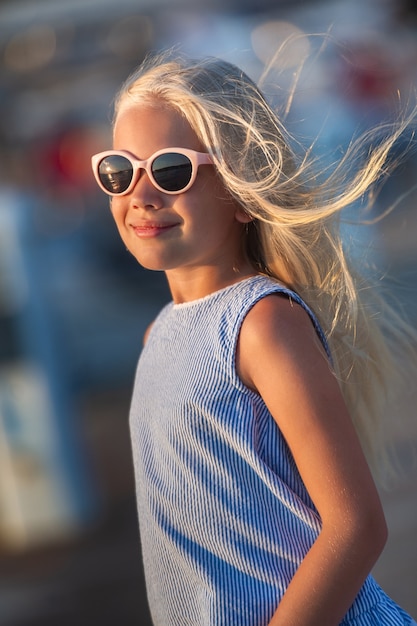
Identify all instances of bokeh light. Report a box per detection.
[4,24,57,72]
[251,20,310,69]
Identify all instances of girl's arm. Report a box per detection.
[236,294,388,626]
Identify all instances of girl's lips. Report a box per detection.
[131,223,178,238]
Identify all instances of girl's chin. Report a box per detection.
[129,253,176,272]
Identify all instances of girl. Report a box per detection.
[91,52,417,625]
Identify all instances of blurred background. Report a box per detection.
[0,0,416,624]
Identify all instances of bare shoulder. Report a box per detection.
[143,321,154,346]
[241,292,318,343]
[237,293,328,391]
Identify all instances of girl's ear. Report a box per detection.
[235,205,254,224]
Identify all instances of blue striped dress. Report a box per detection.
[129,274,414,625]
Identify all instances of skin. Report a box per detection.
[112,101,388,625]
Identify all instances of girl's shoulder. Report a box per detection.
[143,321,154,346]
[236,291,329,392]
[236,275,330,359]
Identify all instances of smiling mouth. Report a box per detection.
[131,223,178,238]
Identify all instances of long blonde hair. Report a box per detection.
[114,51,416,482]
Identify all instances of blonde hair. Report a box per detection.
[114,51,417,483]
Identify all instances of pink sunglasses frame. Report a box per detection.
[91,147,213,196]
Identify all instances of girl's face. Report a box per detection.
[111,102,252,292]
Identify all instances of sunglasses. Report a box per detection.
[91,148,213,196]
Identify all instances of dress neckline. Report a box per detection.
[171,275,262,310]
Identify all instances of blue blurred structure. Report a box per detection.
[0,190,98,548]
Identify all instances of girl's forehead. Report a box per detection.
[115,102,189,131]
[113,103,202,151]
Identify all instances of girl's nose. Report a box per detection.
[130,170,164,209]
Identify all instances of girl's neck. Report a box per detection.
[166,264,257,305]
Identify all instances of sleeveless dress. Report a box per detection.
[129,274,414,626]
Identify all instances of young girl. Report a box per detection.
[91,52,417,626]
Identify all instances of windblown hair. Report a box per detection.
[114,50,416,483]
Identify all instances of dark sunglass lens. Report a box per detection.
[98,155,133,194]
[152,153,192,191]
